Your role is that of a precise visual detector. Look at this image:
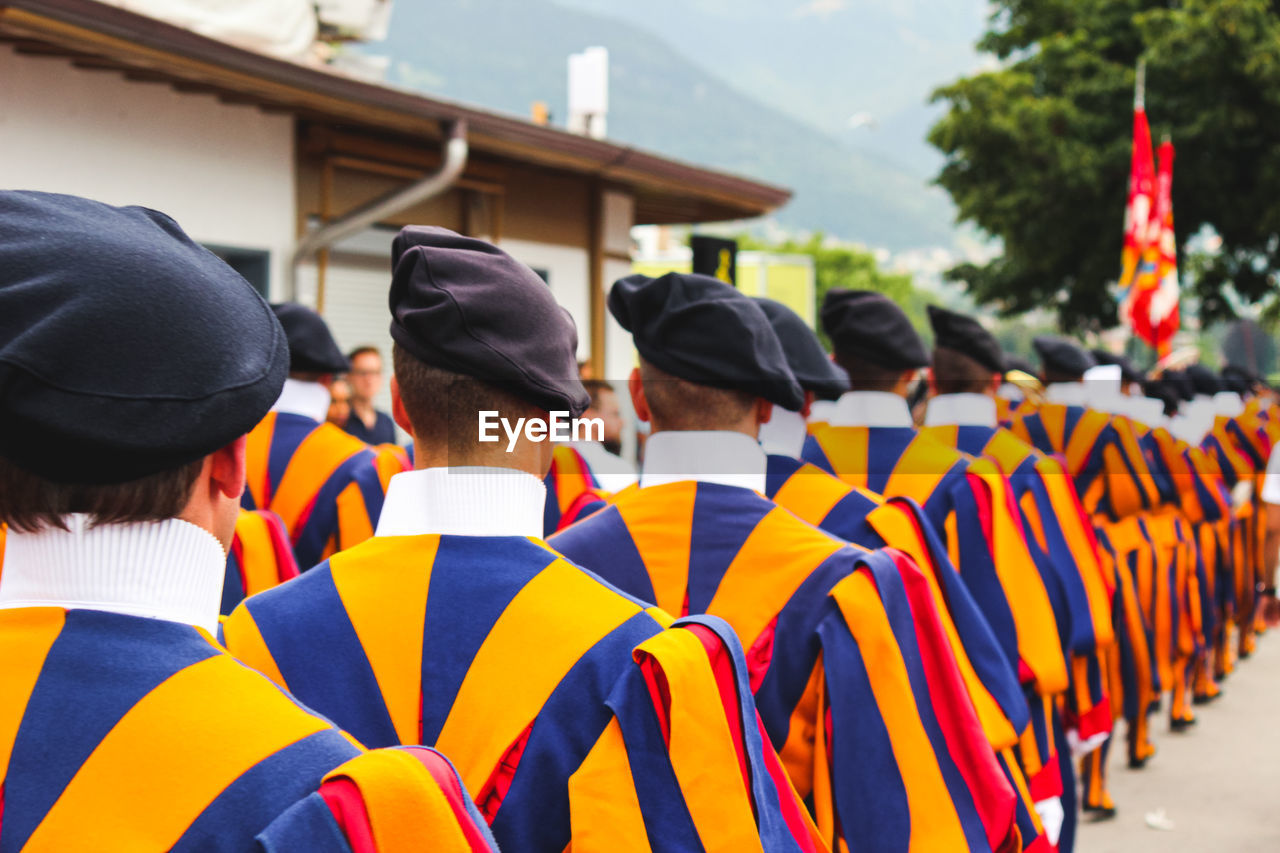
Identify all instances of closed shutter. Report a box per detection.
[321,255,398,418]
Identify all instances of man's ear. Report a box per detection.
[800,390,814,419]
[210,435,248,500]
[391,376,413,434]
[991,373,1004,395]
[629,367,651,424]
[926,367,938,396]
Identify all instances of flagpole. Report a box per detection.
[1135,59,1146,110]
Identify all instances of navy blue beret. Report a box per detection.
[271,303,350,374]
[1033,336,1095,378]
[1162,369,1196,402]
[0,191,287,484]
[1089,349,1144,386]
[753,297,849,401]
[927,305,1005,374]
[1185,364,1222,396]
[821,289,928,371]
[389,226,589,417]
[1003,353,1037,376]
[609,272,804,411]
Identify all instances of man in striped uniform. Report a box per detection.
[551,272,1019,853]
[918,307,1122,852]
[799,291,1068,844]
[0,191,495,852]
[750,298,1048,851]
[242,303,389,570]
[225,228,820,852]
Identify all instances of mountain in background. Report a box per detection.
[369,0,986,251]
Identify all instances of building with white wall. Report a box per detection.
[1,0,790,407]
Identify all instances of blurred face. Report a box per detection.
[349,351,383,403]
[327,379,351,427]
[587,387,624,449]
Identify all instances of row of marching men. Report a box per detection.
[8,190,1275,851]
[213,241,1276,853]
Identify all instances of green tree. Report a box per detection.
[929,0,1280,333]
[738,233,923,347]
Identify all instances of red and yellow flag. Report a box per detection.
[1119,99,1180,356]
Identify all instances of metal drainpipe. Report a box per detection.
[287,120,469,301]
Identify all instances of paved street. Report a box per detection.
[1077,632,1280,851]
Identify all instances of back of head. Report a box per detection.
[271,302,350,378]
[927,305,1004,395]
[0,191,288,531]
[609,272,802,430]
[388,226,588,461]
[1033,336,1095,384]
[821,289,927,392]
[753,297,848,401]
[1185,364,1222,397]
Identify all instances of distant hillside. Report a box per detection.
[368,0,961,251]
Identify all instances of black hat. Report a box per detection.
[1089,349,1144,386]
[1163,369,1196,402]
[1003,353,1037,376]
[609,272,804,411]
[271,303,350,375]
[927,305,1004,374]
[389,226,589,417]
[1185,364,1222,396]
[0,191,288,484]
[1033,336,1095,378]
[753,297,849,401]
[1220,364,1256,395]
[821,289,928,371]
[1141,379,1180,418]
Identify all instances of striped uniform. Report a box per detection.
[542,444,607,535]
[802,424,1068,813]
[0,608,495,852]
[221,509,299,616]
[551,481,1019,853]
[763,453,1051,851]
[243,412,387,570]
[224,535,821,853]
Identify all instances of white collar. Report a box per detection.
[1044,382,1087,406]
[923,393,997,427]
[0,515,225,633]
[807,399,837,424]
[639,431,767,494]
[757,407,809,457]
[271,378,331,423]
[828,391,913,428]
[375,467,546,538]
[1214,391,1245,417]
[570,441,638,492]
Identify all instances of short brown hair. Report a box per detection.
[639,359,756,430]
[393,342,541,458]
[581,379,615,411]
[832,350,910,392]
[348,345,381,362]
[931,345,998,395]
[0,456,204,533]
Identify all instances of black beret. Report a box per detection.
[821,289,928,371]
[1221,364,1256,395]
[0,191,287,484]
[753,297,849,401]
[1033,336,1095,378]
[1089,349,1144,386]
[609,272,804,411]
[1003,353,1037,376]
[1185,364,1222,396]
[271,303,350,374]
[389,226,589,417]
[1141,380,1181,418]
[927,305,1005,374]
[1163,369,1196,402]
